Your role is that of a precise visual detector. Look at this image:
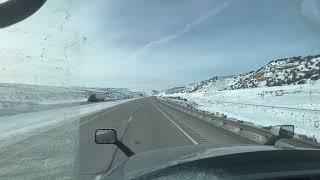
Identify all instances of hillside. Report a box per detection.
[137,89,159,96]
[168,54,320,94]
[162,54,320,142]
[0,83,142,116]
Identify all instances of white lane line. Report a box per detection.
[95,175,102,180]
[128,116,133,123]
[153,102,198,145]
[1,114,133,164]
[0,103,132,163]
[80,107,118,126]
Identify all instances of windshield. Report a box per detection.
[0,0,319,179]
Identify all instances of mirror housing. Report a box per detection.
[271,125,294,138]
[265,125,294,145]
[0,0,46,28]
[95,129,135,157]
[95,129,117,144]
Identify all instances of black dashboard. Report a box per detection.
[135,150,320,180]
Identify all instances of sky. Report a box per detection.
[1,0,320,90]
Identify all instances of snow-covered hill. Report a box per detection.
[163,86,186,94]
[136,89,159,96]
[0,83,142,116]
[168,54,320,94]
[166,84,320,142]
[228,54,320,90]
[162,54,320,142]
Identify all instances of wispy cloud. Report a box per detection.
[130,1,230,59]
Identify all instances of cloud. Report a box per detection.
[300,0,320,25]
[130,1,230,59]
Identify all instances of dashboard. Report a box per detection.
[135,150,320,180]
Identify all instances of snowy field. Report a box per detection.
[0,83,88,105]
[0,98,134,147]
[164,82,320,142]
[0,83,142,116]
[0,98,135,179]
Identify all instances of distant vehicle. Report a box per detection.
[94,125,320,180]
[87,94,105,102]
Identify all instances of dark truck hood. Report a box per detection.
[100,144,279,179]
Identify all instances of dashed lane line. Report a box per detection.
[152,102,198,145]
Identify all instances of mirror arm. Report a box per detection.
[115,141,135,157]
[264,135,281,145]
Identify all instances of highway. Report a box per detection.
[79,97,256,179]
[0,97,256,180]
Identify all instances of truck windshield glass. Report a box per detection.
[0,0,319,179]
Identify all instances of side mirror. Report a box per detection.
[265,125,294,145]
[95,129,135,157]
[271,125,294,138]
[95,129,117,144]
[0,0,47,28]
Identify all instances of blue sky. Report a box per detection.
[1,0,320,90]
[72,0,320,90]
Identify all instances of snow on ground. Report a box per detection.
[164,83,320,141]
[0,83,142,116]
[0,83,87,109]
[0,94,137,179]
[0,83,97,105]
[0,98,134,148]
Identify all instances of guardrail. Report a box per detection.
[156,97,320,149]
[217,100,320,113]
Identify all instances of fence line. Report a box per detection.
[216,100,320,112]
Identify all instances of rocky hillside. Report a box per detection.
[166,54,320,93]
[163,86,186,94]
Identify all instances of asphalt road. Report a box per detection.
[0,97,256,180]
[79,97,256,179]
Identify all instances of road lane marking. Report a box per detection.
[95,175,102,180]
[0,114,133,165]
[106,115,134,171]
[80,99,140,126]
[128,116,133,123]
[0,101,139,164]
[1,107,117,163]
[80,98,140,126]
[80,107,118,126]
[152,102,198,145]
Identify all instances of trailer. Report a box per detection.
[87,93,105,102]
